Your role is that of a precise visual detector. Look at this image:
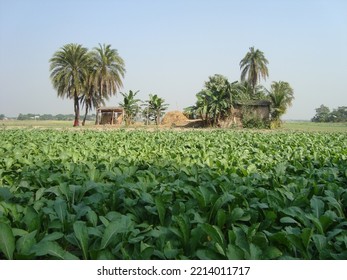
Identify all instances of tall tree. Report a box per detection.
[240,47,269,97]
[267,81,294,127]
[49,43,90,126]
[119,90,141,126]
[91,44,126,102]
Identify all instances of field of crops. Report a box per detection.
[0,129,346,260]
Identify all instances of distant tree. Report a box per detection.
[311,105,331,122]
[119,90,141,126]
[0,114,5,120]
[329,106,347,122]
[240,47,269,97]
[50,43,90,126]
[267,81,294,127]
[145,94,168,125]
[40,114,54,120]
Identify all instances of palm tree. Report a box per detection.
[91,44,126,102]
[240,47,269,97]
[146,94,168,125]
[49,43,90,126]
[119,90,141,126]
[267,81,294,127]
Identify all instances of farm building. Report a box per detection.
[235,100,271,120]
[95,107,124,125]
[219,99,271,127]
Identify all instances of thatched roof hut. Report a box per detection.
[96,106,124,125]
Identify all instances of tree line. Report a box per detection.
[15,113,96,121]
[49,44,295,128]
[184,47,294,128]
[311,105,347,122]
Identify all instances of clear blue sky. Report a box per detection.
[1,0,346,119]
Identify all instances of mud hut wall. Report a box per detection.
[100,112,114,124]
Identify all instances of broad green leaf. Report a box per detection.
[209,193,234,222]
[35,187,46,201]
[312,234,327,251]
[249,243,262,260]
[163,241,179,259]
[100,216,134,249]
[86,210,98,227]
[12,228,28,237]
[324,196,344,217]
[307,214,324,234]
[31,241,78,260]
[0,187,13,202]
[264,246,282,259]
[233,226,249,253]
[174,215,190,245]
[54,198,67,224]
[96,249,115,260]
[99,216,110,227]
[226,244,244,260]
[23,206,39,232]
[16,230,37,255]
[201,223,225,249]
[231,207,244,222]
[196,249,223,260]
[0,222,15,259]
[73,221,89,260]
[41,232,65,242]
[280,217,300,225]
[310,196,325,218]
[301,228,313,249]
[155,196,166,225]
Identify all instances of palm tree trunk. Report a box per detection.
[82,103,89,126]
[73,93,80,127]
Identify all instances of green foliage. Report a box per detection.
[143,94,168,125]
[268,81,294,126]
[49,43,125,126]
[312,105,347,123]
[0,129,346,259]
[119,90,141,126]
[240,47,269,96]
[187,74,234,126]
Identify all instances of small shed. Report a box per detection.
[234,100,271,121]
[219,99,271,127]
[95,107,124,125]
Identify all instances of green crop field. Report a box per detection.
[0,129,346,260]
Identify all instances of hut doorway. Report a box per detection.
[95,107,124,125]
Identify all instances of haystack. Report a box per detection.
[161,111,188,126]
